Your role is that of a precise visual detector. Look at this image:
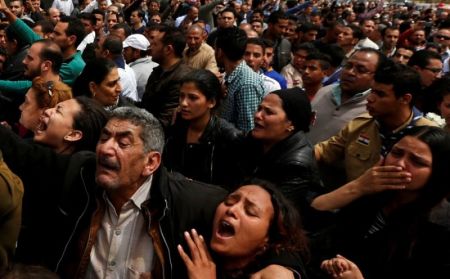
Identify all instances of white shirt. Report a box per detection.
[85,176,154,279]
[261,73,281,95]
[77,31,96,53]
[51,0,74,16]
[129,57,158,101]
[119,65,139,102]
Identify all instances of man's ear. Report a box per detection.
[142,151,161,176]
[41,60,52,73]
[64,130,83,142]
[399,93,413,105]
[67,34,77,46]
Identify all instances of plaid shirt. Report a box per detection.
[221,62,265,132]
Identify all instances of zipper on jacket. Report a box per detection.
[159,198,172,279]
[55,167,91,272]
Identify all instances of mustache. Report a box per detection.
[97,155,120,171]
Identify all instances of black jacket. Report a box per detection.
[164,116,243,188]
[239,131,327,231]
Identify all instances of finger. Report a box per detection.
[191,229,208,261]
[184,231,200,261]
[199,234,213,261]
[177,244,193,267]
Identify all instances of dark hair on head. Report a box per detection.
[102,35,123,56]
[34,20,55,34]
[157,25,186,58]
[315,43,345,68]
[132,9,145,19]
[5,26,27,50]
[35,39,63,73]
[219,7,237,19]
[72,96,110,152]
[407,49,442,68]
[180,69,221,106]
[92,9,105,21]
[347,24,364,40]
[79,12,96,26]
[306,52,332,71]
[250,8,263,19]
[247,37,265,52]
[233,178,309,256]
[73,57,117,98]
[0,22,8,31]
[0,47,6,57]
[267,10,287,25]
[299,22,319,33]
[59,16,86,47]
[393,126,450,216]
[353,47,388,72]
[111,22,132,37]
[262,38,274,48]
[381,26,399,37]
[216,26,248,61]
[374,62,421,106]
[291,42,316,54]
[425,42,442,54]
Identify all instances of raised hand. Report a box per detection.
[177,229,216,279]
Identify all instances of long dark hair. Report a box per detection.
[72,58,117,98]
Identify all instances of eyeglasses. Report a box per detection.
[342,62,374,75]
[46,81,54,97]
[424,67,442,75]
[435,34,450,40]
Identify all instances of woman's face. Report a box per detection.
[210,185,274,265]
[34,99,80,151]
[439,94,450,129]
[384,136,432,191]
[91,68,122,106]
[252,94,294,145]
[179,82,215,122]
[19,88,44,131]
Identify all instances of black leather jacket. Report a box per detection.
[239,131,326,230]
[164,116,244,188]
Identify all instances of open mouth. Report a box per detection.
[34,120,48,134]
[217,220,235,238]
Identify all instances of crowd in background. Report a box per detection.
[1,0,450,278]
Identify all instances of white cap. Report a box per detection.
[123,34,150,51]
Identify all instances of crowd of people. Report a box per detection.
[0,0,450,278]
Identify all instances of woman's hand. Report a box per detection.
[321,255,364,279]
[353,158,411,196]
[177,229,216,279]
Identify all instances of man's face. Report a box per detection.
[186,28,203,52]
[23,43,44,78]
[244,43,264,72]
[99,0,108,11]
[366,81,405,120]
[301,59,327,86]
[0,30,6,49]
[262,47,274,69]
[433,28,450,49]
[361,20,375,37]
[81,19,94,34]
[130,11,141,25]
[383,29,399,49]
[31,0,40,10]
[251,21,263,35]
[292,49,308,70]
[50,22,71,51]
[123,47,136,64]
[269,19,288,38]
[340,51,378,95]
[107,13,118,28]
[337,27,356,47]
[417,58,443,88]
[109,28,126,41]
[303,30,318,42]
[149,31,165,64]
[219,11,235,28]
[187,7,199,20]
[149,1,160,13]
[310,15,322,27]
[411,30,425,45]
[94,13,105,31]
[49,9,61,24]
[252,12,263,22]
[392,48,413,65]
[95,119,156,191]
[9,1,23,17]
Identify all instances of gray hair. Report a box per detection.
[110,107,164,153]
